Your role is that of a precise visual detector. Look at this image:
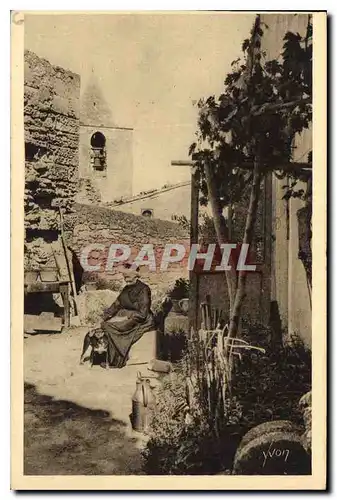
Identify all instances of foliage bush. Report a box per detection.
[174,212,220,245]
[167,278,190,301]
[143,323,311,475]
[150,286,171,317]
[143,365,242,475]
[235,323,312,429]
[95,276,123,293]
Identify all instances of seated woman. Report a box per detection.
[80,263,154,369]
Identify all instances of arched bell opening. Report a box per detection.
[90,131,107,171]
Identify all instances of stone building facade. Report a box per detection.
[77,78,133,204]
[261,13,312,346]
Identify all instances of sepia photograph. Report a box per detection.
[11,10,326,490]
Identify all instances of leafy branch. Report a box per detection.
[189,14,312,340]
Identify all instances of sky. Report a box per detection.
[25,12,255,193]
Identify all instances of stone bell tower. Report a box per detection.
[78,75,133,203]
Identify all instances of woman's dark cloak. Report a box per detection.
[101,279,154,368]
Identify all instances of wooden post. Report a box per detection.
[59,281,70,328]
[171,160,199,334]
[189,169,199,334]
[228,205,233,240]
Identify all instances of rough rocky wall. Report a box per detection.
[76,178,102,205]
[66,203,189,293]
[24,50,80,269]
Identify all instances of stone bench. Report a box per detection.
[127,329,157,366]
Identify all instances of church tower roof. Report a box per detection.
[80,74,116,127]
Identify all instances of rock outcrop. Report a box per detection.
[24,50,80,269]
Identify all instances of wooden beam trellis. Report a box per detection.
[171,160,312,178]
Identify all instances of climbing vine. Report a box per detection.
[190,14,313,338]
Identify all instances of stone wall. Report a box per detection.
[24,50,80,269]
[66,203,189,293]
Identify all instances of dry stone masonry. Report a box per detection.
[24,50,80,269]
[67,203,189,291]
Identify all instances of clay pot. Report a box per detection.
[171,299,182,313]
[179,298,189,315]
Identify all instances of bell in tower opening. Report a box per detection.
[90,131,106,171]
[79,75,133,202]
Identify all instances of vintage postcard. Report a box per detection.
[11,10,327,490]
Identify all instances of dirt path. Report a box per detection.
[24,327,151,475]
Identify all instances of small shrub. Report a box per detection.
[143,366,242,475]
[233,324,312,430]
[143,330,247,474]
[95,277,123,293]
[151,287,170,317]
[143,322,311,475]
[167,278,190,300]
[175,213,220,244]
